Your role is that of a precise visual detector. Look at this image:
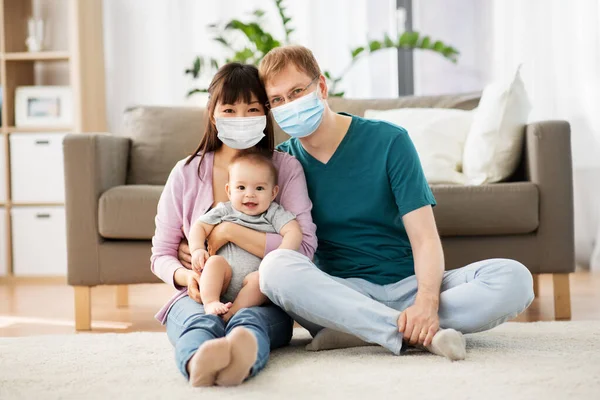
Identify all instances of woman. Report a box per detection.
[151,63,317,387]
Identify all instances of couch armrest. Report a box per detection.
[525,121,575,273]
[63,133,131,285]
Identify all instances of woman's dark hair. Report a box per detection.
[185,63,275,176]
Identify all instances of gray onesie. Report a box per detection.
[196,201,296,302]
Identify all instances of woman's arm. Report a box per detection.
[207,222,266,258]
[150,162,188,289]
[264,155,317,258]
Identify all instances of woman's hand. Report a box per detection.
[186,271,202,303]
[178,237,192,269]
[207,222,231,255]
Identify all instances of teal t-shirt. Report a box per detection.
[277,113,436,285]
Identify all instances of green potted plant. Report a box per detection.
[185,0,459,97]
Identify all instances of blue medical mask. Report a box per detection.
[271,91,325,138]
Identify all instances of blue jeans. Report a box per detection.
[259,250,535,355]
[166,296,293,380]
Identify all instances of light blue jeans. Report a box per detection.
[166,296,293,380]
[259,249,535,355]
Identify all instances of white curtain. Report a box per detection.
[414,0,600,270]
[491,0,600,271]
[102,0,399,133]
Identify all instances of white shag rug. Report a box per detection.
[1,322,600,400]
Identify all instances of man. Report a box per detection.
[257,45,534,359]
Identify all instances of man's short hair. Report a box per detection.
[229,150,278,185]
[259,45,321,85]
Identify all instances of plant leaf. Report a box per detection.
[187,88,208,97]
[351,46,365,58]
[368,40,382,52]
[383,34,394,48]
[253,9,265,18]
[419,35,431,49]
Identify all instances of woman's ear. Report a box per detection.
[272,184,280,200]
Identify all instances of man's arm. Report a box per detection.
[400,205,444,346]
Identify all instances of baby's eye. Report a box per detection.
[237,185,245,190]
[256,186,265,191]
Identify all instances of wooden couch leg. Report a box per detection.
[116,285,129,308]
[532,274,540,298]
[74,286,91,331]
[552,273,571,320]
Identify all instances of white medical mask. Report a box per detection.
[216,116,266,150]
[271,91,324,138]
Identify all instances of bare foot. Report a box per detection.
[204,301,232,315]
[187,338,231,387]
[425,329,466,361]
[215,327,258,387]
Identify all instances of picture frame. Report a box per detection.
[15,86,73,127]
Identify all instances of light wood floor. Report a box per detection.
[1,270,599,337]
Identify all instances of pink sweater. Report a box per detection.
[151,151,317,324]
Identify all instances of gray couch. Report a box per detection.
[63,92,574,330]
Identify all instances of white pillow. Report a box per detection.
[462,67,532,184]
[364,108,472,184]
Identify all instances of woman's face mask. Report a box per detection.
[215,115,266,150]
[271,90,325,139]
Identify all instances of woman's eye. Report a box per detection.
[223,108,235,113]
[249,107,260,113]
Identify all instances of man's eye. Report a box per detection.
[292,88,303,95]
[271,97,283,105]
[237,186,245,190]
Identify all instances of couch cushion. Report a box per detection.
[120,106,206,185]
[99,185,163,239]
[432,182,539,236]
[99,182,538,240]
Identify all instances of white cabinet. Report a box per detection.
[10,133,67,203]
[11,206,67,276]
[0,138,6,202]
[0,209,6,276]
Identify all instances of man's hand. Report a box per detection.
[177,237,192,269]
[191,249,210,273]
[187,272,202,303]
[398,296,440,346]
[207,222,231,256]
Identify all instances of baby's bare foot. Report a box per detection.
[188,338,231,387]
[215,327,258,387]
[425,329,466,361]
[204,301,230,315]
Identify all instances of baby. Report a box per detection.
[188,151,303,321]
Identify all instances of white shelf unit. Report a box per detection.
[0,0,107,278]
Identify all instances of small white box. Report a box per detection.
[0,209,6,276]
[10,133,67,203]
[11,206,67,276]
[0,138,6,202]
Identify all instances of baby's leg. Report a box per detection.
[200,255,233,315]
[223,271,266,323]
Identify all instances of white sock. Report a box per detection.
[425,329,466,361]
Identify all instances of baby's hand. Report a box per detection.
[191,249,210,273]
